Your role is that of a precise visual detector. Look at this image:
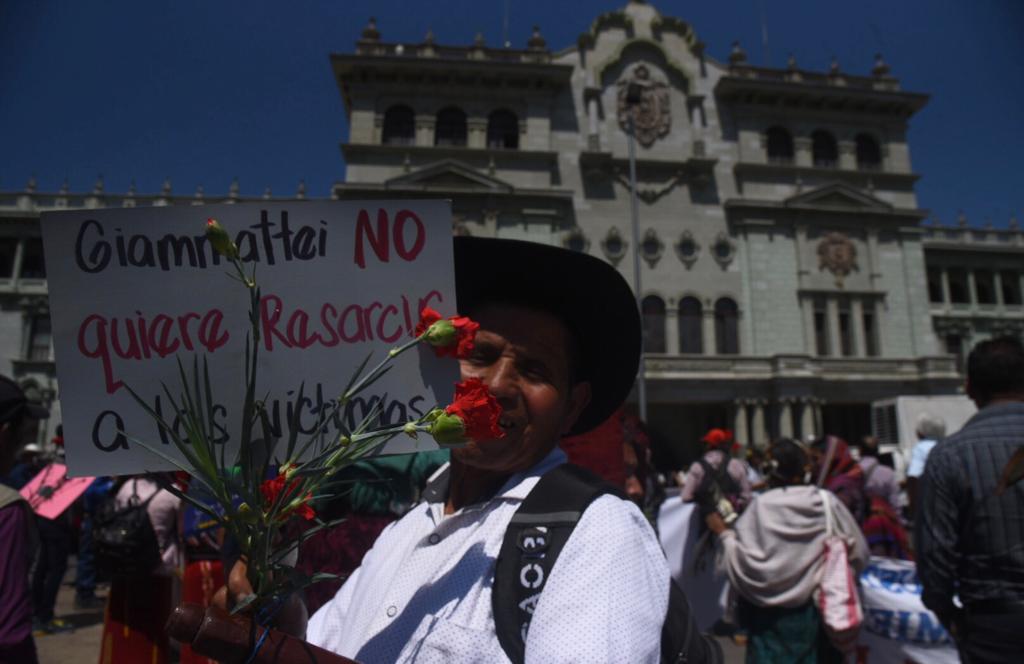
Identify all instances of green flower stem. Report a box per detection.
[388,334,426,358]
[342,334,425,404]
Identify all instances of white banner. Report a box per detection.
[41,201,460,476]
[657,492,728,632]
[856,556,958,663]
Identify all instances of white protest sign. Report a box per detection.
[657,492,729,631]
[42,201,460,477]
[856,557,958,663]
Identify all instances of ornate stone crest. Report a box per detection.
[817,232,858,286]
[617,65,671,147]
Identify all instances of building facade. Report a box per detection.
[2,1,1019,464]
[923,217,1024,369]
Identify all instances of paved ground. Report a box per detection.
[34,557,745,663]
[34,561,104,664]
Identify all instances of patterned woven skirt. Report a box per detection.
[98,573,173,664]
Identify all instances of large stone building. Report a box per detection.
[2,1,1020,464]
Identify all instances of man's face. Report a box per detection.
[452,304,591,474]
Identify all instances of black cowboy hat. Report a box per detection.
[454,236,640,435]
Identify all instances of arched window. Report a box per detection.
[642,295,666,354]
[811,130,838,168]
[381,105,415,145]
[855,134,882,171]
[486,109,519,149]
[678,297,703,354]
[434,107,467,147]
[766,126,794,164]
[714,298,740,355]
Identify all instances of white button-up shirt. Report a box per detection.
[307,447,669,663]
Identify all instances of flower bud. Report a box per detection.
[206,218,239,259]
[422,319,457,348]
[236,502,258,523]
[428,412,467,446]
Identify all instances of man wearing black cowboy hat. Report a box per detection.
[0,376,49,664]
[225,237,713,662]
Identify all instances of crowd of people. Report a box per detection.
[666,335,1024,663]
[0,236,1022,664]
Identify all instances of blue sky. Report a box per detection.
[2,0,1022,226]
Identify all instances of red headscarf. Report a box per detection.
[702,428,737,452]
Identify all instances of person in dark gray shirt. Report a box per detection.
[916,335,1024,663]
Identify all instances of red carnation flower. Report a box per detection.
[444,378,505,442]
[414,307,442,337]
[415,307,480,359]
[291,499,316,521]
[259,464,316,522]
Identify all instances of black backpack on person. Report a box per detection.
[94,479,162,577]
[695,456,744,520]
[493,463,723,664]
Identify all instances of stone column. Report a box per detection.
[665,299,680,355]
[733,400,749,447]
[794,136,812,167]
[751,400,767,447]
[866,229,881,288]
[467,118,487,149]
[802,297,817,355]
[838,140,856,170]
[10,239,25,281]
[826,297,841,356]
[778,399,794,438]
[940,268,951,306]
[703,306,717,356]
[372,115,383,144]
[814,399,825,438]
[873,298,886,357]
[967,270,978,305]
[850,298,866,357]
[415,114,435,147]
[800,398,816,440]
[994,271,1005,307]
[587,97,600,151]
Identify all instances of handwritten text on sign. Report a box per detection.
[42,201,459,477]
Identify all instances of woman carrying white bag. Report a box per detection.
[705,438,869,663]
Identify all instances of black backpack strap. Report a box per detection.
[493,463,617,664]
[699,454,740,495]
[127,478,158,507]
[494,463,724,664]
[662,579,724,664]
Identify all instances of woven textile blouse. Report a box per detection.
[307,447,669,663]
